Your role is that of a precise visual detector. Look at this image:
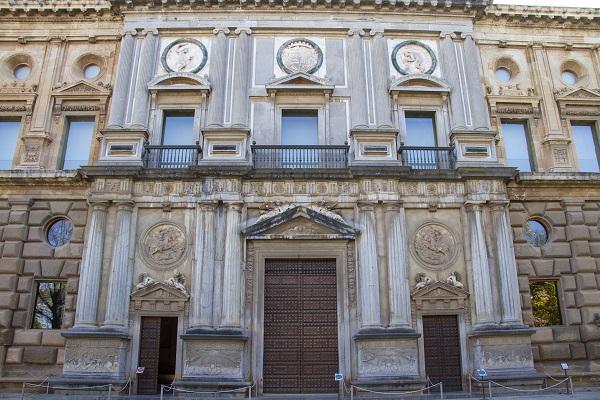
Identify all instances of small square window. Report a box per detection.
[61,118,95,170]
[281,110,318,145]
[529,280,562,327]
[0,118,21,170]
[162,111,195,145]
[404,112,437,147]
[32,281,66,329]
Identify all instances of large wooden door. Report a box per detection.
[423,315,462,391]
[263,259,338,394]
[138,317,161,394]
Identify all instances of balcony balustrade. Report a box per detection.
[251,144,350,169]
[398,145,456,170]
[142,143,202,168]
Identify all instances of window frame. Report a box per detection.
[160,109,198,146]
[569,120,600,173]
[58,114,97,170]
[30,280,67,330]
[275,103,327,145]
[528,278,565,328]
[398,106,449,147]
[500,119,537,172]
[150,105,202,146]
[0,117,24,169]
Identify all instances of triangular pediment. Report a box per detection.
[266,72,334,94]
[148,72,211,92]
[555,87,600,101]
[52,80,110,95]
[411,281,469,299]
[131,281,189,301]
[243,205,357,239]
[389,74,450,94]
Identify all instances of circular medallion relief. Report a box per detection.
[161,38,208,74]
[277,39,323,75]
[411,222,457,270]
[391,41,437,76]
[141,222,187,270]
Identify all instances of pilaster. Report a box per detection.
[462,33,492,130]
[438,32,467,130]
[357,201,381,329]
[231,28,252,128]
[347,29,368,128]
[206,28,230,127]
[220,202,243,329]
[370,29,393,128]
[108,31,137,128]
[131,30,158,128]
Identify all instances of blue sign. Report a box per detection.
[476,369,487,377]
[334,373,343,381]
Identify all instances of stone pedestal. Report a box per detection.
[469,329,537,377]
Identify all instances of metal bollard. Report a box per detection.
[20,383,25,400]
[160,384,164,400]
[248,385,252,400]
[350,385,353,400]
[439,382,444,400]
[488,381,492,399]
[108,383,112,400]
[569,377,574,395]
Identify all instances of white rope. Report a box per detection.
[110,378,132,392]
[489,377,570,393]
[163,382,255,395]
[26,383,112,390]
[352,382,442,396]
[540,370,566,383]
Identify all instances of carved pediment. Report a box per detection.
[411,281,469,311]
[555,87,600,101]
[243,205,357,239]
[148,72,211,93]
[266,72,334,94]
[52,80,112,96]
[389,74,450,94]
[130,281,189,312]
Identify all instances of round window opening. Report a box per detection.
[524,219,548,247]
[47,218,74,248]
[495,67,512,82]
[561,70,578,85]
[83,64,100,79]
[13,64,31,80]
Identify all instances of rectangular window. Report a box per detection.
[281,110,318,145]
[530,280,562,327]
[31,281,66,329]
[501,121,533,172]
[162,111,195,145]
[404,112,437,147]
[0,119,21,169]
[61,118,95,170]
[571,123,600,172]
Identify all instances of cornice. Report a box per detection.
[480,4,600,26]
[0,0,113,16]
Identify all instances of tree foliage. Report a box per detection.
[530,281,562,327]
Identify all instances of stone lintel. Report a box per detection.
[353,327,419,340]
[181,329,249,341]
[468,327,535,338]
[61,329,131,340]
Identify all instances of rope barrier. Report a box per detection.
[349,381,444,399]
[160,382,255,400]
[20,377,132,399]
[489,377,570,392]
[469,374,574,398]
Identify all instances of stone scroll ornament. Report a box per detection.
[277,38,323,75]
[161,38,208,74]
[391,40,437,75]
[141,222,187,270]
[412,222,457,270]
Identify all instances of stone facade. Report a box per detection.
[0,0,598,394]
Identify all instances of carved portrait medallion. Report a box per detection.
[141,222,187,270]
[411,222,457,270]
[391,41,437,75]
[277,39,323,75]
[161,38,208,74]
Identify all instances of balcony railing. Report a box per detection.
[143,143,201,168]
[252,144,349,169]
[398,145,456,170]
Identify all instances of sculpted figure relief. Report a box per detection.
[277,39,323,75]
[412,223,457,269]
[446,271,464,288]
[161,39,208,74]
[166,270,188,295]
[414,272,433,290]
[135,273,156,290]
[392,41,437,75]
[142,223,187,269]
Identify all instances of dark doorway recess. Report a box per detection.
[263,258,339,394]
[137,316,178,394]
[423,315,462,391]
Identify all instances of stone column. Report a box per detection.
[74,201,109,329]
[206,28,230,127]
[220,202,243,328]
[130,30,158,128]
[347,29,368,128]
[491,201,523,325]
[102,201,134,330]
[108,31,136,128]
[384,202,412,329]
[190,201,218,329]
[231,28,252,127]
[357,201,381,328]
[465,201,496,328]
[370,29,393,128]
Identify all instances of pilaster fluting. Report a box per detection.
[357,201,381,328]
[102,201,135,330]
[384,202,412,329]
[131,30,158,128]
[438,32,467,130]
[190,201,218,329]
[491,201,523,325]
[206,28,230,126]
[466,201,495,327]
[220,202,243,328]
[370,29,393,128]
[74,201,109,329]
[108,31,136,128]
[347,29,368,128]
[462,34,491,130]
[231,28,252,127]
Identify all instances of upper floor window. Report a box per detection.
[501,121,534,172]
[0,119,21,169]
[571,123,600,173]
[162,111,195,145]
[281,110,318,145]
[404,112,437,147]
[61,118,95,170]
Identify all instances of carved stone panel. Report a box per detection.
[391,41,437,75]
[183,340,243,378]
[140,222,187,270]
[357,339,419,377]
[63,337,128,376]
[161,38,208,74]
[411,222,458,270]
[471,335,535,372]
[277,39,323,75]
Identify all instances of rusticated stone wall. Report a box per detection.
[0,197,87,377]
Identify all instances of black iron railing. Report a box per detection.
[398,145,456,169]
[143,143,202,168]
[252,144,349,169]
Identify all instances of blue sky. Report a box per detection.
[494,0,599,6]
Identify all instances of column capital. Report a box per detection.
[225,201,243,212]
[440,31,457,40]
[383,201,404,212]
[370,28,384,37]
[213,27,231,35]
[198,200,219,211]
[115,200,135,211]
[464,200,485,211]
[357,200,377,211]
[140,29,159,37]
[88,200,110,211]
[121,30,138,38]
[347,28,366,37]
[234,27,252,35]
[488,200,509,212]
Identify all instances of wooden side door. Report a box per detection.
[423,315,462,391]
[137,316,161,394]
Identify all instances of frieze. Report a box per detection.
[184,342,243,378]
[553,147,569,165]
[358,341,418,377]
[346,242,357,307]
[244,242,255,309]
[59,104,101,112]
[93,179,130,193]
[486,85,535,97]
[140,222,188,270]
[0,104,28,112]
[495,106,535,115]
[411,222,458,270]
[63,339,121,374]
[242,181,359,196]
[399,182,465,197]
[474,344,534,370]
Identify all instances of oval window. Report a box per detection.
[524,219,548,247]
[83,64,100,79]
[13,64,31,80]
[561,70,577,85]
[495,67,512,82]
[47,219,73,248]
